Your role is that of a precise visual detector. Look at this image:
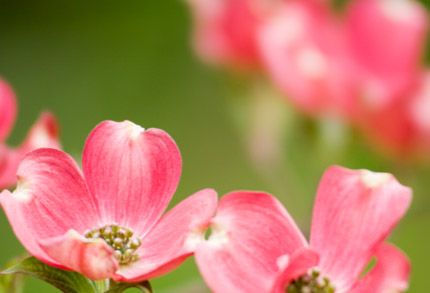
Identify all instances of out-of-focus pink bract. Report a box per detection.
[195,166,412,293]
[261,0,429,156]
[258,0,355,115]
[357,71,430,157]
[0,120,218,281]
[345,0,428,109]
[0,79,60,189]
[186,0,281,70]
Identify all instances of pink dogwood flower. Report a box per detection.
[195,166,411,292]
[357,70,430,157]
[344,0,428,111]
[0,79,60,189]
[258,0,429,119]
[186,0,280,70]
[258,0,355,115]
[0,120,218,281]
[343,0,429,157]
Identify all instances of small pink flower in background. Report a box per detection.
[258,0,354,115]
[345,0,428,110]
[0,79,16,143]
[195,166,412,293]
[258,0,429,118]
[409,72,430,151]
[342,0,429,157]
[344,0,429,157]
[358,71,430,157]
[0,79,60,189]
[186,0,429,157]
[256,0,430,156]
[186,0,279,70]
[0,120,217,281]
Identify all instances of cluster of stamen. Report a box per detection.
[286,268,335,293]
[84,223,142,265]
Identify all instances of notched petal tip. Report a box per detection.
[358,169,412,204]
[326,165,404,191]
[205,221,230,248]
[183,188,219,250]
[11,177,34,202]
[122,120,146,141]
[93,120,147,142]
[183,227,206,250]
[360,170,391,189]
[0,177,34,203]
[20,112,61,152]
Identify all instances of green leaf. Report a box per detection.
[0,256,28,293]
[0,257,97,293]
[105,280,152,293]
[0,273,25,293]
[93,280,110,292]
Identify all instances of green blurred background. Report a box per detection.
[0,0,429,292]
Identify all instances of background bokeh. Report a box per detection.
[0,0,429,292]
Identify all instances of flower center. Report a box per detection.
[84,223,142,265]
[286,268,335,293]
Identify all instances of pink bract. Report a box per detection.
[256,0,430,156]
[0,120,218,281]
[186,0,280,70]
[345,0,429,157]
[0,79,60,189]
[357,70,430,157]
[258,0,429,119]
[345,0,428,109]
[195,166,412,293]
[258,0,355,116]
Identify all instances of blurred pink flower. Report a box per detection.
[341,0,429,131]
[345,0,428,111]
[408,72,430,151]
[257,0,430,156]
[339,0,430,156]
[258,0,429,119]
[0,120,217,281]
[0,79,60,189]
[186,0,429,156]
[358,71,430,157]
[186,0,279,70]
[195,166,411,293]
[258,0,355,115]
